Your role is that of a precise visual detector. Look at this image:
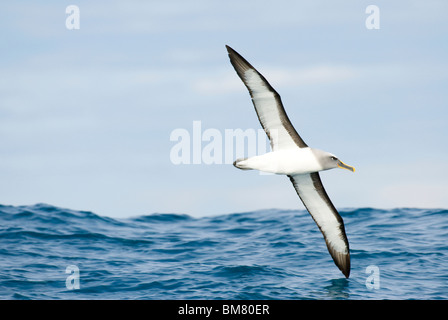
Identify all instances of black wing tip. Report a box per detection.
[225,45,278,95]
[332,250,351,278]
[327,238,350,278]
[225,45,238,56]
[341,259,351,278]
[225,45,250,70]
[225,45,258,95]
[225,45,237,59]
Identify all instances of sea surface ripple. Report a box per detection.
[0,204,447,299]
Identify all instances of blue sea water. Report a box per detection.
[0,203,447,300]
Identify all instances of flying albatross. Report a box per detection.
[226,45,355,278]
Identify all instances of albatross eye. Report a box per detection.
[330,156,338,161]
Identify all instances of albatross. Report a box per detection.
[226,45,355,278]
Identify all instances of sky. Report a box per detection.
[0,1,447,218]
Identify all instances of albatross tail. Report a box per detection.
[233,158,253,170]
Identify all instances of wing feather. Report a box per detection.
[226,45,307,151]
[289,173,350,278]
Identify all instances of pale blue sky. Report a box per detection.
[1,1,447,217]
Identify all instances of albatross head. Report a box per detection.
[315,150,355,172]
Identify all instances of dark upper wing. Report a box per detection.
[226,45,308,151]
[288,173,350,278]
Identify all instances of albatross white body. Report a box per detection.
[235,148,325,175]
[226,45,355,278]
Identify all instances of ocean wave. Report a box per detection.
[0,204,447,299]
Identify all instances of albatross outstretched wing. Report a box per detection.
[226,45,308,151]
[289,173,350,278]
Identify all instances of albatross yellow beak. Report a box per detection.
[337,160,355,172]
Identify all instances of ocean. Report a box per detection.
[0,204,447,300]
